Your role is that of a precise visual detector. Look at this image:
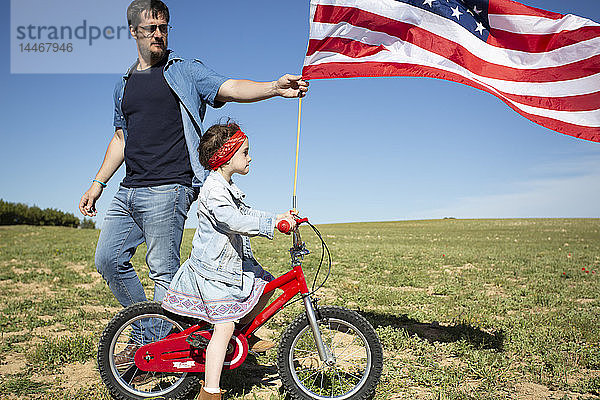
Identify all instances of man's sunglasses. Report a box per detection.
[137,24,171,37]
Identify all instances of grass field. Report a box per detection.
[0,218,599,399]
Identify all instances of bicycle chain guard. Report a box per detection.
[134,326,248,372]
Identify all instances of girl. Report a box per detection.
[162,122,296,400]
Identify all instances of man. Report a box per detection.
[79,0,307,338]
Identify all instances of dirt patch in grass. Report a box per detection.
[459,262,477,270]
[31,323,69,337]
[0,353,27,375]
[513,382,555,399]
[2,281,54,296]
[381,285,426,293]
[66,262,97,278]
[65,263,88,273]
[80,305,120,315]
[576,298,596,304]
[484,283,507,298]
[513,382,598,400]
[12,267,52,275]
[438,355,465,368]
[74,281,103,291]
[30,371,56,385]
[400,387,434,399]
[58,359,99,391]
[442,263,478,275]
[312,286,338,303]
[72,267,103,291]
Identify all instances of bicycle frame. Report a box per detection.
[242,264,310,336]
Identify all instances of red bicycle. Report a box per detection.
[97,216,383,399]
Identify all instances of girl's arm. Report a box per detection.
[239,203,274,220]
[204,186,276,239]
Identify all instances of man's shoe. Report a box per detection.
[247,335,275,353]
[114,343,139,368]
[131,371,153,386]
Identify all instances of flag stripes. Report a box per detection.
[302,0,600,142]
[487,0,562,19]
[486,27,600,53]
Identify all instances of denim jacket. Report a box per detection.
[189,171,276,285]
[113,51,229,187]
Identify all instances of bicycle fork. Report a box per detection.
[303,295,336,365]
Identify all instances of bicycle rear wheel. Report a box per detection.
[277,306,383,400]
[97,301,201,400]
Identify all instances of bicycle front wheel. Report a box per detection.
[277,306,383,400]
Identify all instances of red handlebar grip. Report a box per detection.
[277,219,291,234]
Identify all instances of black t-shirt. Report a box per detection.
[121,57,193,187]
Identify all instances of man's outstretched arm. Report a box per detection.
[215,74,309,103]
[79,129,125,217]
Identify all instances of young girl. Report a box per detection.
[162,122,295,400]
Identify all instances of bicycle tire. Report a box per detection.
[277,306,383,400]
[97,301,201,400]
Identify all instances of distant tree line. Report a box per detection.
[0,199,95,229]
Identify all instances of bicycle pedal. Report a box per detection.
[186,331,210,348]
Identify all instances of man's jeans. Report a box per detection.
[95,183,197,307]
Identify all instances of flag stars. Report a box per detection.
[451,6,463,20]
[423,0,485,37]
[475,21,486,34]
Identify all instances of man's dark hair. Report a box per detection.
[199,121,241,169]
[127,0,170,28]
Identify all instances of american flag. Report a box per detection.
[302,0,600,143]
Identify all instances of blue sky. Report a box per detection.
[1,0,599,227]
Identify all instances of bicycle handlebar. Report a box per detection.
[277,219,291,234]
[277,214,309,234]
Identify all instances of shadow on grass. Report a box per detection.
[220,353,281,397]
[361,311,505,351]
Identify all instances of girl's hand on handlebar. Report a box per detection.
[276,213,297,234]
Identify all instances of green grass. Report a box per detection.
[26,334,96,371]
[0,373,52,396]
[0,219,599,399]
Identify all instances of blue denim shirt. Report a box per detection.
[189,171,276,285]
[113,51,229,187]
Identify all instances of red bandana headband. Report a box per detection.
[208,129,247,171]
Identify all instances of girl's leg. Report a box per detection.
[204,321,235,390]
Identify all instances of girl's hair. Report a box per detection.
[199,121,242,169]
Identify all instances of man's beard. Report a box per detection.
[140,41,167,64]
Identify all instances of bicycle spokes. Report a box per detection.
[290,318,371,398]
